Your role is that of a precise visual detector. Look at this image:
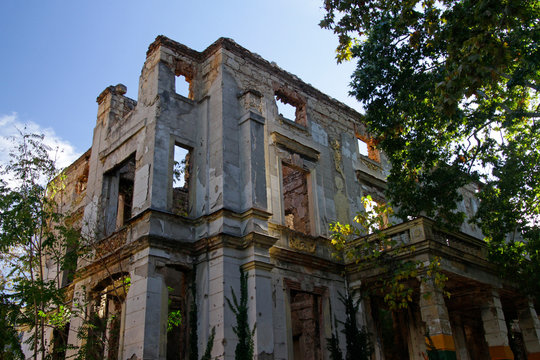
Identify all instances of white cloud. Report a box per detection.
[0,112,81,172]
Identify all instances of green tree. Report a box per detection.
[0,277,24,360]
[339,290,372,360]
[326,318,344,360]
[321,0,540,298]
[0,131,80,359]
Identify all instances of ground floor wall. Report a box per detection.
[60,240,351,360]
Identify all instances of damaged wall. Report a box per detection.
[43,35,538,360]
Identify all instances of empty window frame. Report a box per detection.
[87,276,129,359]
[164,267,189,359]
[172,144,191,216]
[174,62,194,100]
[282,162,311,234]
[275,90,306,126]
[290,290,323,360]
[101,155,135,236]
[175,74,192,99]
[357,135,380,162]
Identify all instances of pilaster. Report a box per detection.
[123,249,168,360]
[420,280,457,360]
[238,90,268,212]
[518,299,540,359]
[481,290,514,360]
[243,260,275,359]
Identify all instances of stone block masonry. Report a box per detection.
[38,35,539,360]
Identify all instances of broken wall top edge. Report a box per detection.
[148,35,365,124]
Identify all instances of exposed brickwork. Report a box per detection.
[282,163,310,234]
[290,292,322,360]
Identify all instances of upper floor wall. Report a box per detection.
[79,35,481,245]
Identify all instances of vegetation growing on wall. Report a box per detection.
[226,267,255,360]
[331,196,448,310]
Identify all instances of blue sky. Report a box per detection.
[0,0,360,167]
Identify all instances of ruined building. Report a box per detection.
[48,36,540,360]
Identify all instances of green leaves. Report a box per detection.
[167,310,182,332]
[330,198,448,310]
[322,0,540,298]
[0,130,82,358]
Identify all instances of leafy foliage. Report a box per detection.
[339,290,372,360]
[0,131,81,359]
[200,326,216,360]
[321,0,540,298]
[326,320,343,360]
[226,267,255,360]
[166,286,182,332]
[167,309,183,332]
[0,280,24,360]
[331,197,447,310]
[326,289,373,360]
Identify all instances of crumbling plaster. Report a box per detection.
[47,35,526,360]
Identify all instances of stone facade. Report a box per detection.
[45,36,539,360]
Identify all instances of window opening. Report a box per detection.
[76,163,89,194]
[282,163,310,234]
[357,135,380,162]
[372,305,409,359]
[87,277,129,359]
[275,94,297,120]
[358,138,369,157]
[51,324,70,360]
[164,268,188,360]
[172,144,191,216]
[102,155,135,236]
[290,290,322,360]
[275,90,306,126]
[117,175,134,228]
[175,74,192,99]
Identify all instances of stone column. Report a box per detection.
[451,315,471,360]
[419,280,457,360]
[243,259,275,359]
[481,290,514,360]
[122,249,168,360]
[237,90,267,212]
[518,299,540,359]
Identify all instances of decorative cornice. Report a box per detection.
[269,246,342,274]
[192,232,278,254]
[242,260,274,273]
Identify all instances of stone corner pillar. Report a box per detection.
[242,260,275,360]
[419,280,457,360]
[241,232,278,360]
[481,290,514,360]
[518,299,540,359]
